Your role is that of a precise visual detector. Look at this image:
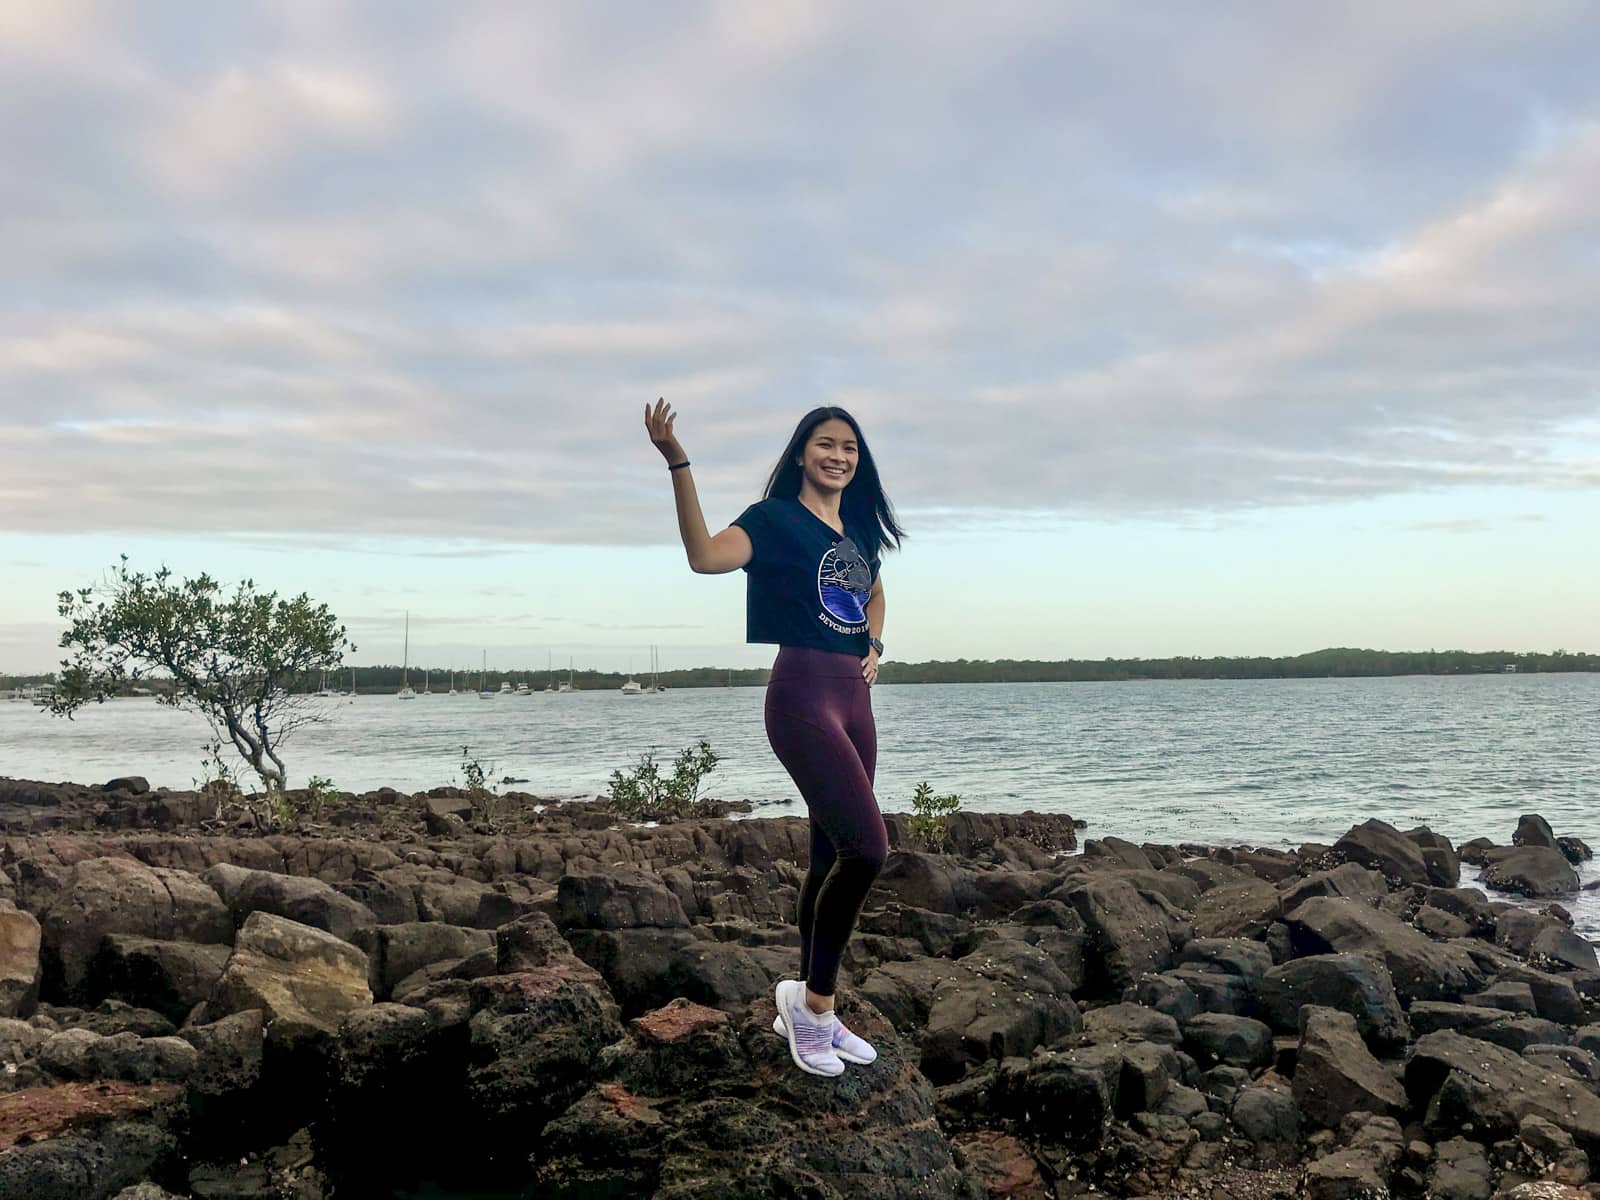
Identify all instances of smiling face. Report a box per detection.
[798,417,859,495]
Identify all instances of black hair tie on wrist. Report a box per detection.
[668,460,691,471]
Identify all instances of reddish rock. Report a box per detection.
[631,998,730,1045]
[954,1130,1049,1199]
[0,1080,180,1151]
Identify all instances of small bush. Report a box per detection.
[459,745,507,828]
[907,781,962,852]
[608,739,721,823]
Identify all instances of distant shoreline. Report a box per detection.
[4,647,1596,694]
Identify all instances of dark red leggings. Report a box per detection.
[764,646,888,996]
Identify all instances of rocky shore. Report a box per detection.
[1,775,1598,1199]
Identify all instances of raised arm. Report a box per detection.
[645,398,752,575]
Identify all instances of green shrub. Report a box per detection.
[459,745,507,827]
[608,739,721,823]
[907,781,962,852]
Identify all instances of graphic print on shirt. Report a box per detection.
[816,536,872,635]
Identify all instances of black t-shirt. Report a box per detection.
[731,496,881,653]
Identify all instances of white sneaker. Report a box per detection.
[773,979,844,1077]
[770,984,877,1066]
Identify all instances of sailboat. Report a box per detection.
[478,651,494,699]
[347,667,358,700]
[422,668,431,696]
[315,669,337,698]
[448,668,457,696]
[545,652,557,693]
[642,645,663,695]
[558,657,575,693]
[620,654,643,696]
[397,612,417,699]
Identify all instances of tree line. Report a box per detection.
[8,647,1595,695]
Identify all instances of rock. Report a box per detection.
[859,902,967,958]
[0,903,42,1018]
[1417,906,1473,940]
[1409,1003,1570,1052]
[564,926,774,1020]
[1166,966,1254,1016]
[1081,1003,1182,1047]
[1465,981,1538,1014]
[1557,836,1592,866]
[1122,972,1200,1022]
[1407,1030,1600,1152]
[0,1082,180,1199]
[1293,1006,1408,1130]
[1524,1043,1600,1088]
[1406,827,1462,887]
[65,1000,175,1039]
[555,868,691,930]
[1429,1136,1493,1200]
[87,937,230,1026]
[112,1185,184,1200]
[1515,814,1559,850]
[1530,922,1600,972]
[1191,880,1282,940]
[349,922,495,1000]
[37,1028,197,1084]
[1083,836,1153,871]
[1286,896,1482,1002]
[949,1131,1049,1200]
[35,858,232,1002]
[1055,874,1190,996]
[102,777,151,795]
[1482,847,1580,898]
[178,1009,264,1100]
[1423,886,1498,936]
[209,912,372,1042]
[1577,1026,1600,1057]
[203,863,377,943]
[1180,1013,1273,1070]
[537,993,982,1199]
[1278,862,1388,913]
[1302,1147,1392,1200]
[1177,937,1273,979]
[993,1043,1125,1143]
[1333,818,1433,886]
[1229,1080,1299,1158]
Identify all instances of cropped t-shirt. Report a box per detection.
[731,496,880,654]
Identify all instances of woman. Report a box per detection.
[645,399,904,1077]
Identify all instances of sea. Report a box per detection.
[3,673,1596,936]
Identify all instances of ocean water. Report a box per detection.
[3,674,1596,931]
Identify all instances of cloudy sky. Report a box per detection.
[3,2,1597,674]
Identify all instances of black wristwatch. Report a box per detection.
[868,637,884,657]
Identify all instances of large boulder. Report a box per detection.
[37,1028,198,1084]
[535,995,981,1199]
[1481,846,1580,898]
[1513,814,1559,850]
[1257,953,1409,1053]
[203,864,377,942]
[1407,1030,1600,1152]
[35,858,232,1002]
[1054,874,1190,996]
[564,926,774,1020]
[1292,1006,1407,1130]
[555,868,691,930]
[1278,862,1388,913]
[1286,896,1482,1002]
[208,912,372,1041]
[349,923,495,1000]
[860,935,1082,1083]
[1332,819,1432,886]
[0,1081,182,1200]
[1405,827,1462,888]
[1191,880,1281,940]
[87,937,230,1026]
[0,902,42,1018]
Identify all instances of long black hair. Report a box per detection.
[762,407,905,559]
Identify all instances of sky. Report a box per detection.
[2,2,1598,675]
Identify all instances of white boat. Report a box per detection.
[422,668,432,696]
[397,611,416,699]
[478,651,494,699]
[498,681,513,695]
[620,679,643,695]
[347,668,358,699]
[641,645,663,695]
[315,669,337,698]
[516,680,531,696]
[557,656,575,693]
[448,668,457,696]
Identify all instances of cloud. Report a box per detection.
[1,2,1598,544]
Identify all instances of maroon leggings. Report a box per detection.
[764,646,888,996]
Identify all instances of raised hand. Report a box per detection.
[645,398,687,466]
